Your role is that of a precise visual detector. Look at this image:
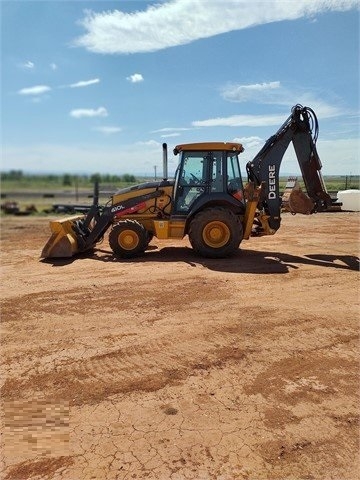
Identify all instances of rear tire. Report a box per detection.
[109,220,148,258]
[189,207,242,258]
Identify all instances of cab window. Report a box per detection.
[227,153,244,200]
[174,152,207,213]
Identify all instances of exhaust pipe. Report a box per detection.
[162,143,168,181]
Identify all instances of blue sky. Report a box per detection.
[1,0,359,177]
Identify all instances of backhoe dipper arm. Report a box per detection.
[291,111,331,210]
[246,104,332,232]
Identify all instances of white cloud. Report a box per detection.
[152,127,191,133]
[126,73,144,83]
[70,107,108,118]
[233,136,360,176]
[160,133,181,138]
[136,140,162,148]
[70,78,100,88]
[93,126,122,134]
[22,61,35,69]
[192,113,286,128]
[192,97,345,130]
[74,0,359,54]
[3,137,358,176]
[151,126,191,138]
[232,136,264,149]
[293,99,341,118]
[221,81,343,118]
[223,81,281,102]
[18,85,51,96]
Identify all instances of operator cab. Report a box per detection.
[172,142,245,215]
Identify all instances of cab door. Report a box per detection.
[173,151,209,214]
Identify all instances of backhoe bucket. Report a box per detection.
[288,188,315,214]
[281,178,314,214]
[41,215,84,258]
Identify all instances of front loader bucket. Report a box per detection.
[41,215,84,258]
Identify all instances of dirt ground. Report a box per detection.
[0,212,359,480]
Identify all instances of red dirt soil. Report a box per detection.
[1,212,359,480]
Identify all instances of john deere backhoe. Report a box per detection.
[41,104,333,259]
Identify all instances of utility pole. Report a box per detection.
[154,165,157,181]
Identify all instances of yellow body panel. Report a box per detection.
[169,220,186,238]
[153,220,169,239]
[243,201,258,240]
[153,220,185,239]
[112,184,174,216]
[242,183,262,239]
[111,184,186,239]
[242,183,277,238]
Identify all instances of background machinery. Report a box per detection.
[41,104,333,260]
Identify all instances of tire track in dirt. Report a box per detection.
[3,456,75,480]
[1,215,359,480]
[245,351,358,401]
[1,276,249,406]
[1,324,247,406]
[0,276,221,323]
[2,285,357,410]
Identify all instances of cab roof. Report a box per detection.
[174,142,244,154]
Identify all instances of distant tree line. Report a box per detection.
[87,173,137,185]
[1,170,137,186]
[2,170,25,181]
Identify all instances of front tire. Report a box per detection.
[188,207,242,258]
[109,220,148,258]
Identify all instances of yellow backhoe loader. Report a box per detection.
[41,105,333,260]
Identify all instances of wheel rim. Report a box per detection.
[202,221,230,248]
[118,230,140,250]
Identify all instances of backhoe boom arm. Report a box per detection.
[246,105,332,231]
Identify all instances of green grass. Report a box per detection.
[291,176,359,192]
[0,175,143,213]
[0,179,138,193]
[1,175,359,216]
[0,172,140,193]
[2,175,359,193]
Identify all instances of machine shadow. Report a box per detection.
[43,247,360,274]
